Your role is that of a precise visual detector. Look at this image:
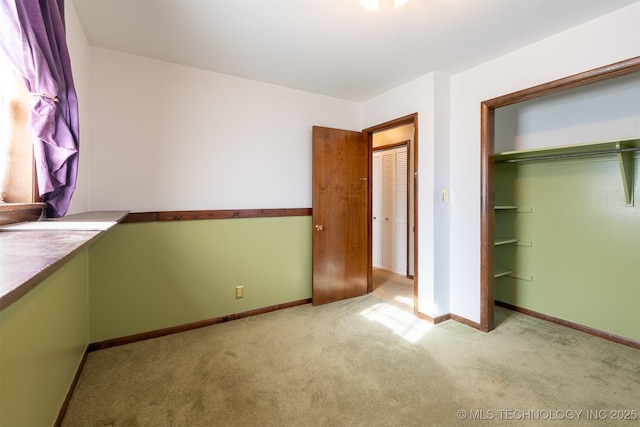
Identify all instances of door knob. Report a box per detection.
[314,224,325,231]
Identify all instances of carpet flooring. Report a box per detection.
[62,295,640,426]
[371,268,414,313]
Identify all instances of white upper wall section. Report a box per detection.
[88,48,361,212]
[362,73,444,317]
[449,2,640,322]
[495,72,640,153]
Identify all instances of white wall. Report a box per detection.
[64,0,91,214]
[495,72,640,153]
[362,72,451,318]
[449,2,640,322]
[89,48,361,212]
[432,72,451,318]
[80,1,639,325]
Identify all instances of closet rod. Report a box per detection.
[496,147,640,164]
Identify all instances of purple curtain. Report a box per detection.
[0,0,79,217]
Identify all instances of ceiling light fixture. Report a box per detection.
[361,0,408,11]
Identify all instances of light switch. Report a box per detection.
[442,189,449,202]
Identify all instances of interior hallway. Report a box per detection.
[371,267,414,313]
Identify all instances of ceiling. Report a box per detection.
[72,0,637,102]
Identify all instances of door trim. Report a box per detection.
[363,113,419,313]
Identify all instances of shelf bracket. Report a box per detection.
[617,144,634,206]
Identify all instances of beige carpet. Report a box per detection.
[62,295,640,426]
[371,268,414,313]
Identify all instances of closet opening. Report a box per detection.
[363,114,418,314]
[480,57,640,343]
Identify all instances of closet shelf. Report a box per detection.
[495,206,533,213]
[495,237,518,246]
[494,268,512,278]
[493,138,640,162]
[493,138,639,205]
[494,269,534,281]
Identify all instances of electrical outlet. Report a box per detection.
[442,188,449,202]
[235,286,244,299]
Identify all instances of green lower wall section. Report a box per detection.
[495,154,640,341]
[88,216,312,342]
[0,251,89,427]
[0,216,312,424]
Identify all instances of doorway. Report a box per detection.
[372,143,409,276]
[311,114,418,310]
[479,58,640,332]
[364,114,418,314]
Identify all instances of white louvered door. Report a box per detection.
[394,147,407,274]
[381,152,395,272]
[372,146,408,275]
[372,153,382,268]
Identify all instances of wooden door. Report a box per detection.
[312,126,368,305]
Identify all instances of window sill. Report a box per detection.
[0,202,46,226]
[0,211,129,311]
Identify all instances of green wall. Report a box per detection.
[0,251,89,427]
[0,215,312,424]
[495,154,640,341]
[88,216,312,342]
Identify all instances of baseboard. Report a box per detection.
[495,300,640,350]
[449,313,482,330]
[416,311,451,324]
[416,309,479,329]
[54,347,90,427]
[88,298,312,352]
[419,311,482,330]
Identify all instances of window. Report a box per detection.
[0,52,44,225]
